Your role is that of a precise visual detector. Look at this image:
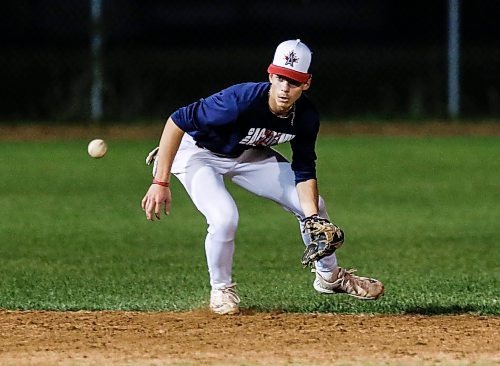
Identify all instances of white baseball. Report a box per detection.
[87,139,108,158]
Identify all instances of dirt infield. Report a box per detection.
[0,310,498,365]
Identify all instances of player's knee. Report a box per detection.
[207,212,239,241]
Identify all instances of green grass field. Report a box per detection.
[0,135,498,314]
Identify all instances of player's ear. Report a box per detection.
[268,73,274,83]
[302,76,312,91]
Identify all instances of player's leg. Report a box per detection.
[230,148,384,300]
[229,148,338,276]
[175,167,239,282]
[169,136,241,314]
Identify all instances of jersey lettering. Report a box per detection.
[239,128,295,147]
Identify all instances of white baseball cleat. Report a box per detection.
[209,284,241,315]
[313,268,384,300]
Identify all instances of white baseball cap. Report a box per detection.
[267,39,312,83]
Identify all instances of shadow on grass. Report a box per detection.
[240,305,499,316]
[403,304,496,315]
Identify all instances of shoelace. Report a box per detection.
[335,268,357,289]
[312,267,361,290]
[220,285,241,304]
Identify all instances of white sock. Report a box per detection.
[316,267,339,282]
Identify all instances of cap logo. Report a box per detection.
[284,50,299,67]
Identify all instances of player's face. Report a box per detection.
[268,74,311,115]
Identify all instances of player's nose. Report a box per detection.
[280,80,291,92]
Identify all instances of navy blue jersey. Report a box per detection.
[171,82,320,183]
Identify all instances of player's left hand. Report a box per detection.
[141,183,171,221]
[145,146,159,165]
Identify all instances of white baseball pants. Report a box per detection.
[167,134,338,289]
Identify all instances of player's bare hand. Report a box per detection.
[141,184,171,221]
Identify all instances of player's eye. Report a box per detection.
[288,79,302,87]
[274,74,302,88]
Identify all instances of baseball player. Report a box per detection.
[141,40,384,315]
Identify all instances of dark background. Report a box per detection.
[1,0,499,122]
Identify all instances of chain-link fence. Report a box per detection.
[1,0,499,122]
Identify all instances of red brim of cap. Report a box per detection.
[267,64,310,83]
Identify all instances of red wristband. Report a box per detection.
[152,178,170,187]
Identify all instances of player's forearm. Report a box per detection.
[153,117,185,182]
[296,178,319,217]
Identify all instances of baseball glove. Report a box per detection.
[146,146,159,165]
[301,215,344,266]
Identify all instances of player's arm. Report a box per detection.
[297,178,346,267]
[296,178,319,217]
[141,117,185,221]
[290,115,320,218]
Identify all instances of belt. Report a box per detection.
[195,142,242,158]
